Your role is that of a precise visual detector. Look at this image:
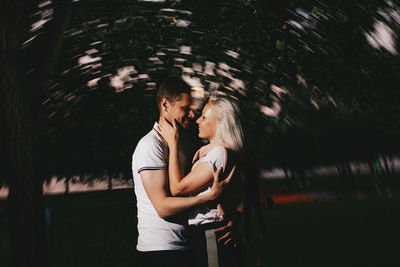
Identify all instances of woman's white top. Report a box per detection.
[188,144,227,225]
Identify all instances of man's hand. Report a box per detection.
[157,117,179,147]
[210,166,239,246]
[214,207,238,247]
[208,165,236,200]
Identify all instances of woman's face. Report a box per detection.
[196,102,217,141]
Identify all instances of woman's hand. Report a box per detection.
[208,165,236,201]
[157,117,178,147]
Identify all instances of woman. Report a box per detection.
[158,95,244,267]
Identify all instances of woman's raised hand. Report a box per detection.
[157,117,179,147]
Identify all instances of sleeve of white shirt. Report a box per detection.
[134,138,167,173]
[200,146,226,173]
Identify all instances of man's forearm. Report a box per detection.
[155,194,209,218]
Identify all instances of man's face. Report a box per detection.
[167,93,194,129]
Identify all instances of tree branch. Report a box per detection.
[37,0,73,90]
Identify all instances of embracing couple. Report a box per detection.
[132,77,244,267]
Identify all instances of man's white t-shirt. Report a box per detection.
[132,123,190,251]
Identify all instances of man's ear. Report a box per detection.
[160,98,169,112]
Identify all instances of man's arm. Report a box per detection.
[140,169,213,218]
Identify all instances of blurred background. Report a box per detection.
[1,0,400,266]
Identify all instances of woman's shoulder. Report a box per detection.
[205,145,227,158]
[206,146,240,161]
[208,145,226,152]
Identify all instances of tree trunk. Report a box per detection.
[383,155,391,175]
[65,177,70,194]
[1,0,72,265]
[343,162,352,177]
[336,163,344,176]
[1,60,48,267]
[0,2,49,265]
[283,168,291,179]
[368,160,375,175]
[108,174,113,191]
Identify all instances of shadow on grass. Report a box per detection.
[1,176,400,266]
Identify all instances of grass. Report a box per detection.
[46,190,140,267]
[247,198,400,266]
[1,175,400,266]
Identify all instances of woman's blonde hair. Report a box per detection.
[209,96,244,152]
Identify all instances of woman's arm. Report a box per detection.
[140,166,235,218]
[158,118,215,196]
[169,143,214,196]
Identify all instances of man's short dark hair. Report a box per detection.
[156,77,191,109]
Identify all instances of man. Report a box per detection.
[132,77,234,267]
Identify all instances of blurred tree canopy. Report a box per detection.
[39,0,400,180]
[2,0,399,184]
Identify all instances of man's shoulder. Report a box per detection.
[138,129,162,146]
[134,128,166,157]
[132,128,167,169]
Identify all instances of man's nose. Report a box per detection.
[188,109,195,119]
